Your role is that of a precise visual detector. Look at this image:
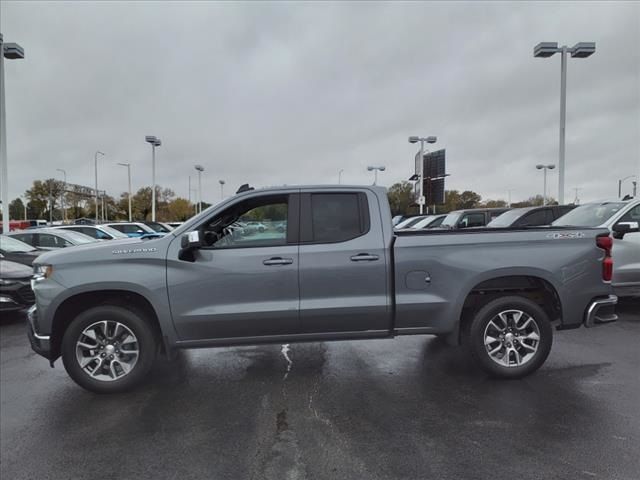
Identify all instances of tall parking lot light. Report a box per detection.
[219,179,225,200]
[94,151,105,222]
[408,135,437,214]
[536,164,556,205]
[534,41,596,205]
[145,136,162,221]
[367,166,386,186]
[195,165,204,213]
[1,34,25,234]
[118,163,132,221]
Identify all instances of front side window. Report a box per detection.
[618,205,640,224]
[201,195,289,249]
[517,209,549,227]
[305,193,369,243]
[38,234,62,248]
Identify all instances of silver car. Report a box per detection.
[7,228,99,250]
[553,198,640,297]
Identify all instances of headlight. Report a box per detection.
[32,264,53,282]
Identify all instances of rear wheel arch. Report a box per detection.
[453,275,562,345]
[50,290,164,360]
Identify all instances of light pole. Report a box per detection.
[94,151,105,223]
[536,164,556,205]
[118,163,132,221]
[195,165,204,213]
[56,168,67,222]
[408,135,437,214]
[219,179,225,200]
[534,41,596,205]
[22,196,27,220]
[367,166,386,186]
[338,169,344,184]
[618,175,637,199]
[1,34,25,234]
[507,189,515,207]
[145,136,162,221]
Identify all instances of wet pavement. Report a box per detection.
[1,300,639,480]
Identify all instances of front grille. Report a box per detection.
[17,284,35,305]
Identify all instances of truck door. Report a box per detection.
[166,193,301,341]
[298,190,391,334]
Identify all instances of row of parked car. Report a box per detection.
[393,205,578,231]
[394,198,640,297]
[0,221,182,313]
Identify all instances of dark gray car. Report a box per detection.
[7,228,99,250]
[0,235,43,266]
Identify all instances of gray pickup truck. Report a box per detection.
[28,185,618,393]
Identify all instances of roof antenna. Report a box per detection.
[236,184,254,194]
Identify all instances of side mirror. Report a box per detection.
[181,230,202,249]
[612,222,639,239]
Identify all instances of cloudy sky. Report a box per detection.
[2,1,639,205]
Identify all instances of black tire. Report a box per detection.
[61,305,157,393]
[464,295,553,379]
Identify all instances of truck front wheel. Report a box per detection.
[61,305,157,393]
[465,296,553,378]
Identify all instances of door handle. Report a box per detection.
[350,253,379,262]
[263,257,294,266]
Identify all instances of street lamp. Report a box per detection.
[117,163,132,221]
[338,169,344,184]
[536,164,556,205]
[145,135,162,221]
[219,179,225,200]
[94,151,105,223]
[56,168,67,222]
[618,175,637,199]
[534,41,596,205]
[1,34,25,234]
[367,166,386,186]
[408,135,437,214]
[194,165,204,213]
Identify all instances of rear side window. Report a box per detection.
[459,213,485,228]
[303,193,369,243]
[11,233,34,246]
[517,209,549,227]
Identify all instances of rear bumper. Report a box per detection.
[584,295,618,327]
[27,305,52,360]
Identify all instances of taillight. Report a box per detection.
[596,234,613,282]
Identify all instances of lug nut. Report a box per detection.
[101,353,105,358]
[110,355,114,359]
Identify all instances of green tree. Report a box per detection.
[458,190,482,209]
[483,199,508,208]
[166,198,193,221]
[387,181,416,216]
[9,198,25,220]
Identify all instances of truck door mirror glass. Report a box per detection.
[612,221,639,239]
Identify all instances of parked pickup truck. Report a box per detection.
[28,185,618,393]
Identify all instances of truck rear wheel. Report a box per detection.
[61,305,157,393]
[465,296,553,378]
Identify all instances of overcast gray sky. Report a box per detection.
[2,1,639,205]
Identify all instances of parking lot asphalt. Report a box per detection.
[1,300,639,480]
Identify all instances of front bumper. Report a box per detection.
[27,305,52,360]
[584,295,618,327]
[0,279,34,311]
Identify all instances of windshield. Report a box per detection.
[395,216,426,229]
[100,226,129,238]
[487,209,526,227]
[409,216,435,229]
[146,222,172,233]
[0,235,37,253]
[440,212,462,228]
[552,202,626,227]
[61,230,100,244]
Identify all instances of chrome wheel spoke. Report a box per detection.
[484,309,540,369]
[76,320,139,382]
